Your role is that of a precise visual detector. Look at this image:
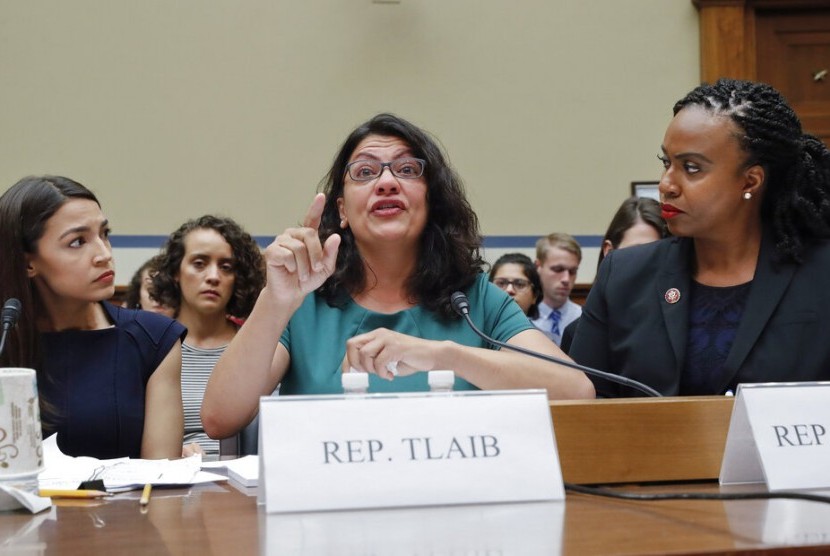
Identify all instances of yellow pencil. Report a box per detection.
[39,489,112,499]
[139,483,152,507]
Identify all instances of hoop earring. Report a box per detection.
[743,192,752,200]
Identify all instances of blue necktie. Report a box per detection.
[549,309,561,337]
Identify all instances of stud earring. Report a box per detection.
[340,218,347,229]
[743,192,752,200]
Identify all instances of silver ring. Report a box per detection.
[386,360,399,377]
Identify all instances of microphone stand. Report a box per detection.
[0,298,22,360]
[451,292,662,398]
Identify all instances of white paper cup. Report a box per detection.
[0,368,43,508]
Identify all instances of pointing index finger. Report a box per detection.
[303,193,327,230]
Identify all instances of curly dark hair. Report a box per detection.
[124,255,163,310]
[317,113,484,319]
[674,78,830,263]
[487,252,542,319]
[152,215,265,318]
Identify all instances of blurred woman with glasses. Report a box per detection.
[488,253,542,318]
[203,113,594,438]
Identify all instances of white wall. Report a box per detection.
[0,1,700,284]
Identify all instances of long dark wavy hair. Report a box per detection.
[317,113,484,319]
[152,215,265,318]
[0,175,100,370]
[674,78,830,263]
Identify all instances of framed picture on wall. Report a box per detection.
[631,181,659,200]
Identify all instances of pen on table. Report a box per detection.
[140,483,153,508]
[39,489,112,499]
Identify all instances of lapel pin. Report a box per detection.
[664,288,681,304]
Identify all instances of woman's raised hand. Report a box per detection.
[262,193,341,307]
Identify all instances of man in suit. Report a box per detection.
[531,233,582,346]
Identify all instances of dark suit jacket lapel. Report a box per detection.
[718,232,797,391]
[656,238,693,375]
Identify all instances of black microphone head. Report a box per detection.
[450,291,470,316]
[2,298,22,328]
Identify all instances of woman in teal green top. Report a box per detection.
[279,272,530,395]
[203,114,595,439]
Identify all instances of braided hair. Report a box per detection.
[673,78,830,263]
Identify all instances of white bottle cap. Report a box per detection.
[342,371,369,392]
[427,370,455,390]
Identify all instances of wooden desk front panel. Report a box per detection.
[552,396,735,484]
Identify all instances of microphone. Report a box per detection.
[450,291,662,398]
[0,298,22,359]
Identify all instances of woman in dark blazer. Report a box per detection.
[570,79,830,397]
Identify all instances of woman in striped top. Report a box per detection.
[152,215,264,459]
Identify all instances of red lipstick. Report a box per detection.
[661,203,683,219]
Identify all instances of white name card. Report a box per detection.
[258,389,564,513]
[720,382,830,491]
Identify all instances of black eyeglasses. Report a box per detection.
[345,158,426,182]
[493,278,531,292]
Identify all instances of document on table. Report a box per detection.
[202,455,259,487]
[38,434,227,492]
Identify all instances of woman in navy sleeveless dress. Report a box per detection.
[0,175,185,459]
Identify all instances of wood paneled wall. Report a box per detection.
[693,0,830,81]
[693,0,830,143]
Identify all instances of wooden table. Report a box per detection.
[551,396,735,484]
[3,481,830,554]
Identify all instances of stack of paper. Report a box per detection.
[202,455,259,487]
[37,435,227,492]
[226,455,259,487]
